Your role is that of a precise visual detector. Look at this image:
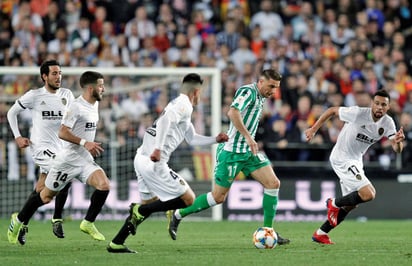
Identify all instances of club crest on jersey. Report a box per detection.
[61,98,67,105]
[234,95,245,106]
[378,128,384,135]
[356,174,362,180]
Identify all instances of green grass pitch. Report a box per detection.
[1,218,411,266]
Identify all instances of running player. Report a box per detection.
[306,89,405,244]
[107,73,228,253]
[7,60,74,244]
[167,69,290,245]
[7,71,110,244]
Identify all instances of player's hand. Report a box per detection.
[150,149,161,162]
[246,137,258,155]
[304,128,316,142]
[216,133,229,143]
[84,141,104,157]
[15,136,30,148]
[395,126,405,144]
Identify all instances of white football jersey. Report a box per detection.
[61,95,99,159]
[330,106,396,162]
[17,87,74,153]
[138,94,193,162]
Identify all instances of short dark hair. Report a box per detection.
[79,71,103,88]
[182,73,203,84]
[40,60,61,82]
[373,89,390,101]
[261,69,282,81]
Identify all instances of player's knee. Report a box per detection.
[93,177,110,191]
[40,194,53,204]
[182,190,196,206]
[360,190,375,202]
[97,182,110,191]
[263,177,280,189]
[184,197,194,206]
[274,178,280,188]
[214,194,226,204]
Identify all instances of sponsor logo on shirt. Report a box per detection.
[42,110,63,120]
[85,122,97,131]
[356,133,374,144]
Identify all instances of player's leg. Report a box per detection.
[250,165,280,227]
[168,184,229,240]
[327,162,373,226]
[312,206,352,244]
[175,148,236,219]
[80,168,110,241]
[168,150,238,240]
[17,169,45,245]
[8,186,58,244]
[107,196,158,253]
[335,184,375,206]
[249,162,290,245]
[108,156,194,252]
[107,188,157,253]
[52,182,72,238]
[313,162,371,244]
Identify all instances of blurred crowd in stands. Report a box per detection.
[1,0,412,178]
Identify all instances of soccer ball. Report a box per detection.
[253,227,277,249]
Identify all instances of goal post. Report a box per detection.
[0,66,222,221]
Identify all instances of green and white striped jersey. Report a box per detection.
[224,82,265,153]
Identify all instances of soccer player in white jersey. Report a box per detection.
[305,90,405,244]
[167,69,290,245]
[7,60,74,244]
[107,73,229,253]
[8,71,111,244]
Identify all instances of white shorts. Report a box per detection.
[32,148,58,174]
[136,169,157,201]
[330,159,371,196]
[45,149,102,191]
[134,153,189,202]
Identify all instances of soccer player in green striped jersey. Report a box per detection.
[168,69,290,244]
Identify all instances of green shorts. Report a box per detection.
[214,145,270,188]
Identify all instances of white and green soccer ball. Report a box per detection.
[253,227,278,249]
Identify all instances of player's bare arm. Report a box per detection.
[227,107,257,154]
[391,126,405,153]
[305,107,339,142]
[58,124,104,157]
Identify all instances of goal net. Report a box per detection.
[0,67,222,221]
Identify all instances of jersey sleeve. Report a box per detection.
[231,87,254,112]
[184,123,216,145]
[154,109,175,149]
[66,91,75,106]
[385,117,397,140]
[7,103,25,138]
[338,106,360,123]
[62,102,79,128]
[17,90,36,109]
